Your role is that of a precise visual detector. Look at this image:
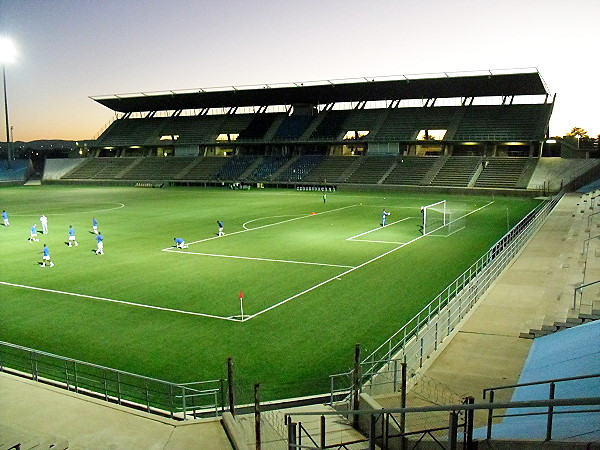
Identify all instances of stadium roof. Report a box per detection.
[91,69,550,114]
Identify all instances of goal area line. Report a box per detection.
[346,217,413,241]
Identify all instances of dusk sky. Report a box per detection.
[1,0,598,142]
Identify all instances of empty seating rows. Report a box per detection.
[275,155,323,182]
[179,157,228,180]
[474,158,530,188]
[310,111,349,139]
[274,116,313,140]
[0,159,28,181]
[97,119,164,147]
[215,156,257,180]
[59,155,538,188]
[344,157,396,184]
[63,158,127,179]
[247,156,287,180]
[374,107,456,141]
[238,114,282,140]
[95,104,552,148]
[120,157,197,180]
[430,156,482,187]
[453,104,551,141]
[382,157,438,185]
[158,116,223,144]
[303,156,358,183]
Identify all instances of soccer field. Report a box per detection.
[0,185,541,401]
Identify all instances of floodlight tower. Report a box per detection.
[0,37,17,169]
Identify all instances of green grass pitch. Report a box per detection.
[0,185,541,401]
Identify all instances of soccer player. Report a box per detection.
[41,244,54,267]
[217,220,224,236]
[40,215,48,234]
[174,237,188,249]
[29,224,40,242]
[95,232,104,255]
[68,225,79,247]
[323,193,327,204]
[381,209,390,227]
[2,210,8,226]
[92,217,98,234]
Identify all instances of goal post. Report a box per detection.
[421,200,446,235]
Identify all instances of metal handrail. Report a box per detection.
[286,397,600,417]
[285,397,600,446]
[483,373,600,398]
[573,279,600,309]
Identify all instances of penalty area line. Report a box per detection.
[162,248,355,268]
[160,204,360,250]
[0,281,240,322]
[245,229,430,321]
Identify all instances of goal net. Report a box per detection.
[422,200,467,237]
[421,200,446,234]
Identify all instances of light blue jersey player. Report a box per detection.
[174,237,188,249]
[381,209,390,227]
[41,244,54,267]
[92,218,98,235]
[68,225,78,247]
[95,232,104,255]
[2,210,8,226]
[30,224,40,242]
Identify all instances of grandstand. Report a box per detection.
[70,69,556,192]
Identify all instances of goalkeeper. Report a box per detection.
[381,209,390,227]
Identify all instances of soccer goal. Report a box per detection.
[421,200,446,234]
[422,200,467,236]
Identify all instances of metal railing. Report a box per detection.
[330,190,564,399]
[285,396,600,449]
[0,340,224,420]
[483,373,600,441]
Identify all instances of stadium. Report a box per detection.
[1,68,599,448]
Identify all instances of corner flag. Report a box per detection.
[239,291,244,320]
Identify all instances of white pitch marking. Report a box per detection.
[0,281,240,322]
[349,239,407,244]
[242,215,299,230]
[161,204,359,250]
[13,202,126,216]
[346,217,412,240]
[245,201,496,321]
[163,248,355,268]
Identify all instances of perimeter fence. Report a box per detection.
[0,341,224,420]
[331,190,564,402]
